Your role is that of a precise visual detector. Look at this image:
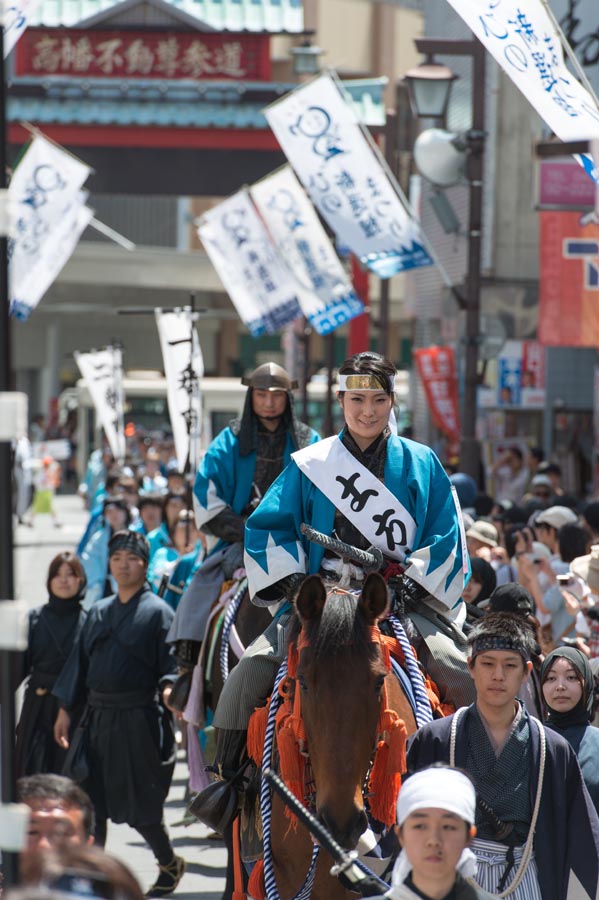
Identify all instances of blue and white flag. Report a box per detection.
[4,0,43,57]
[74,346,126,464]
[197,189,303,336]
[250,166,364,335]
[264,73,433,279]
[155,307,204,474]
[9,134,92,320]
[445,0,599,185]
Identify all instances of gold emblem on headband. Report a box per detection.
[344,375,382,390]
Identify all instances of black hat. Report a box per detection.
[488,583,533,616]
[108,530,150,565]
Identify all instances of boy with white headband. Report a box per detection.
[407,613,599,900]
[195,351,471,832]
[383,765,493,900]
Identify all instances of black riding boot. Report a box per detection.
[187,729,248,833]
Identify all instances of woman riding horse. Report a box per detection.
[197,351,472,814]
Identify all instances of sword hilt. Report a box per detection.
[300,523,385,572]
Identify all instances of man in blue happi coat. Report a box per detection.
[166,362,319,671]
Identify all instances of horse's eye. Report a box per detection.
[375,675,386,694]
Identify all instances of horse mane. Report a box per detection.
[290,587,379,662]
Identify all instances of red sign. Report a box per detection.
[413,346,460,442]
[538,160,596,209]
[539,211,599,346]
[14,29,271,80]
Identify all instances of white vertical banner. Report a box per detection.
[250,166,364,335]
[264,73,433,278]
[155,308,204,474]
[9,135,93,320]
[74,346,126,464]
[444,0,599,184]
[4,0,44,57]
[197,189,303,336]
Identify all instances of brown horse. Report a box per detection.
[266,573,418,900]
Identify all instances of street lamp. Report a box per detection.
[290,38,324,77]
[403,60,457,122]
[403,38,486,482]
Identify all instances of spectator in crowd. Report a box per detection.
[465,520,499,561]
[17,774,94,864]
[527,474,553,505]
[489,446,529,505]
[19,843,145,900]
[537,461,564,498]
[541,646,599,812]
[463,557,497,616]
[571,545,599,660]
[582,501,599,547]
[139,447,168,495]
[30,456,62,529]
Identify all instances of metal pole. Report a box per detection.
[378,111,397,358]
[0,11,19,887]
[323,333,335,436]
[459,39,485,482]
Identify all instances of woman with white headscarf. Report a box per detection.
[382,765,494,900]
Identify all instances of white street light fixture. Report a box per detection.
[413,128,466,187]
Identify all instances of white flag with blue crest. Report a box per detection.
[264,73,432,279]
[445,0,599,185]
[250,166,364,335]
[197,189,303,336]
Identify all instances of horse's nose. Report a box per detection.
[318,806,368,851]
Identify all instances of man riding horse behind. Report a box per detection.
[167,362,319,675]
[194,351,473,826]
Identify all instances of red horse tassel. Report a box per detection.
[368,684,408,828]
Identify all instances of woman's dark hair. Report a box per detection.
[504,523,528,559]
[338,352,396,397]
[46,553,86,596]
[469,557,497,603]
[559,523,589,564]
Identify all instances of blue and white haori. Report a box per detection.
[244,432,470,613]
[193,425,320,556]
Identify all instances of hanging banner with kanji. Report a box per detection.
[74,347,126,463]
[197,190,303,337]
[9,134,93,321]
[444,0,599,184]
[264,73,433,278]
[413,346,461,441]
[155,308,204,474]
[250,166,364,335]
[539,210,599,346]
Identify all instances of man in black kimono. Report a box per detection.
[53,530,183,898]
[407,613,599,900]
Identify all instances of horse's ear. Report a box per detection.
[295,575,327,623]
[359,573,389,623]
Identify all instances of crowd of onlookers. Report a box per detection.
[450,445,599,679]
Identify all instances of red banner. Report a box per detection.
[539,211,599,346]
[14,29,271,80]
[413,346,460,441]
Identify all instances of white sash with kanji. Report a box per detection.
[292,435,416,561]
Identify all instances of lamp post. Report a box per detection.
[404,38,486,481]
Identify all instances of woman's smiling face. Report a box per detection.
[338,390,393,450]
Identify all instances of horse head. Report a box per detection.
[293,572,389,850]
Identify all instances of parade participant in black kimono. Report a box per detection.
[53,531,184,898]
[407,613,599,900]
[16,553,87,778]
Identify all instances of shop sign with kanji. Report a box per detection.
[14,29,271,80]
